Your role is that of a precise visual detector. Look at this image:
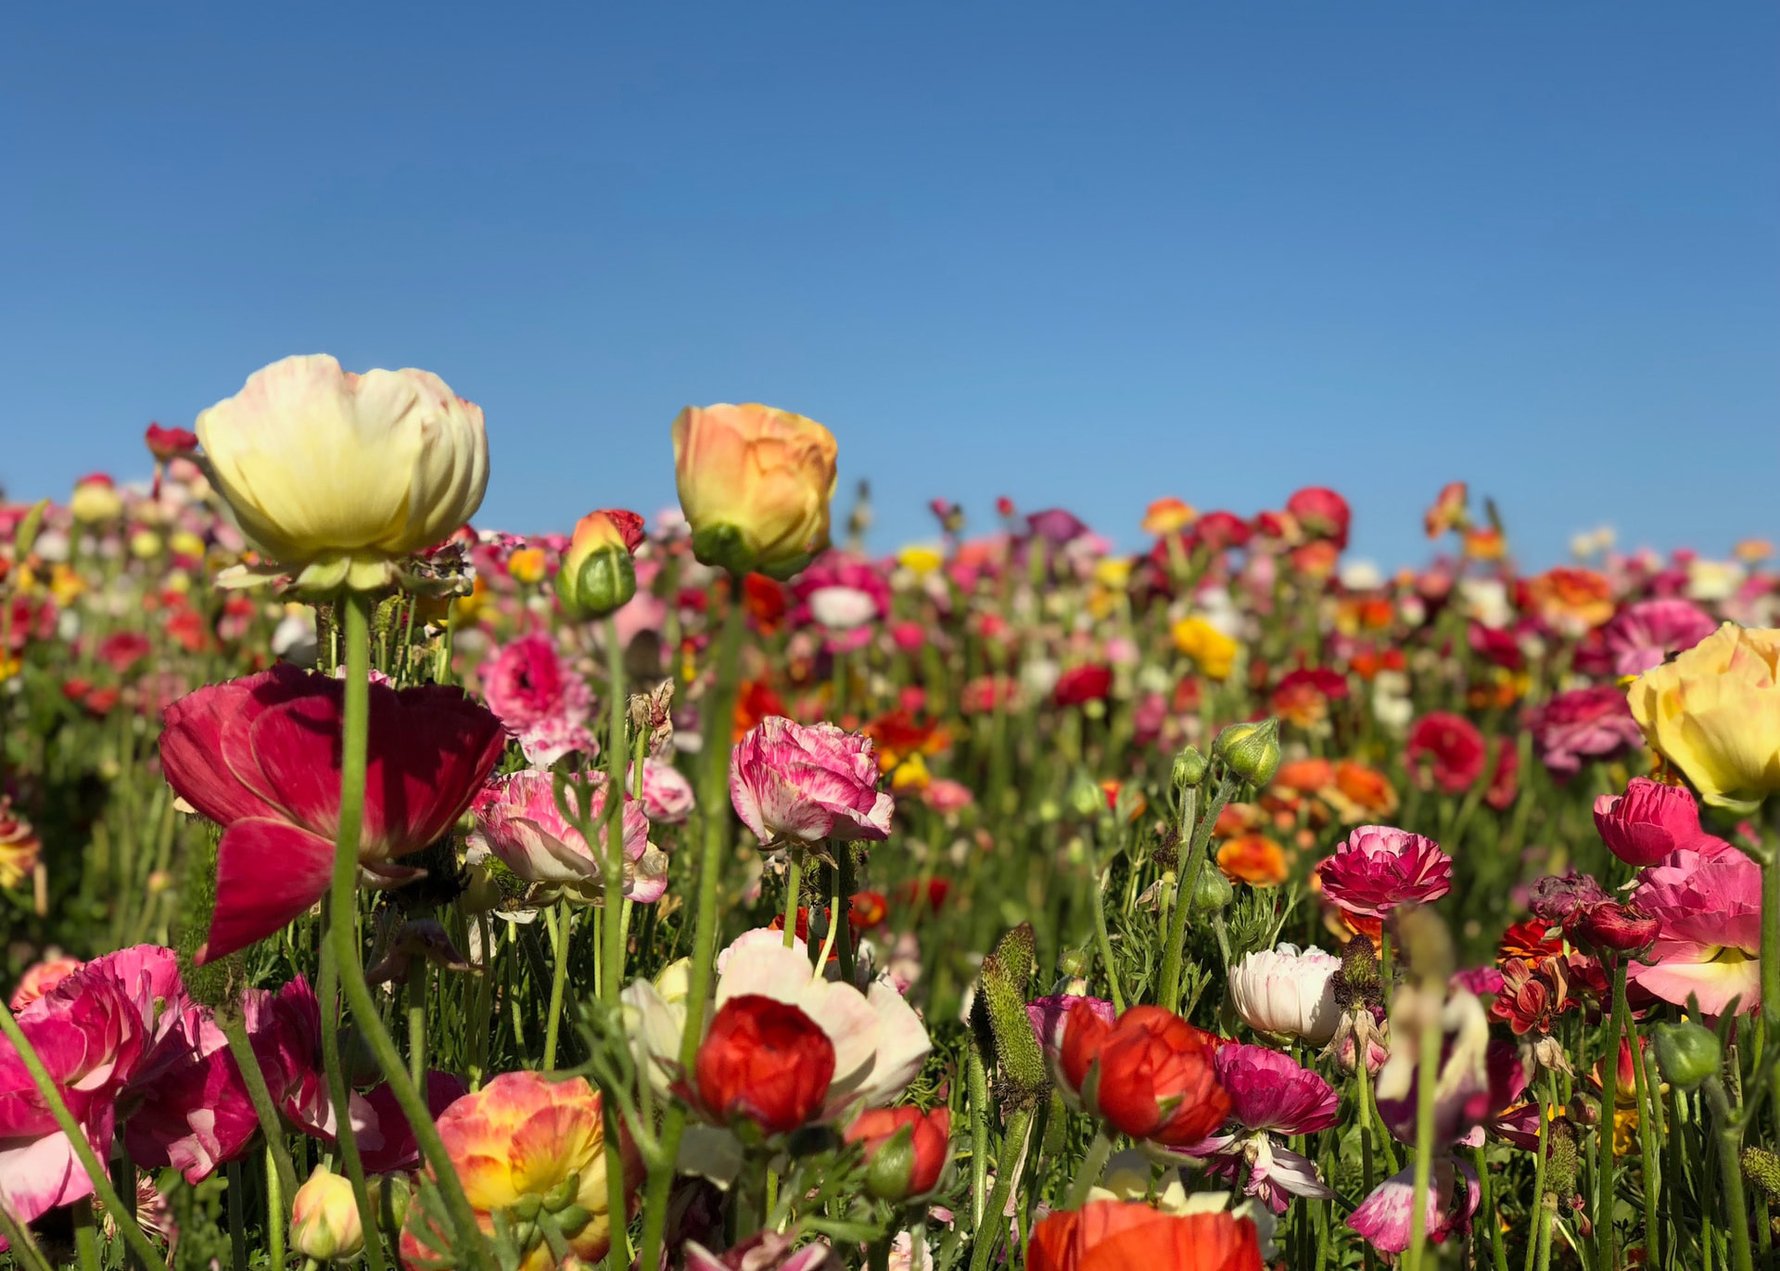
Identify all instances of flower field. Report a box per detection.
[2,355,1778,1269]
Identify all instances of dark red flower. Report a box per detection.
[1405,713,1487,794]
[1053,664,1113,708]
[692,995,835,1135]
[144,423,200,462]
[1285,487,1352,550]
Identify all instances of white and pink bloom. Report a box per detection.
[1227,944,1340,1045]
[1347,1159,1480,1255]
[634,757,696,825]
[1188,1044,1339,1213]
[1628,845,1761,1015]
[470,769,668,904]
[479,633,597,766]
[730,717,895,845]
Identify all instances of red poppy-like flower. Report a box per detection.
[144,422,200,461]
[1028,1202,1262,1271]
[1315,825,1453,919]
[1285,487,1352,551]
[159,665,505,963]
[1053,664,1114,708]
[844,1105,951,1199]
[691,995,836,1135]
[1058,1006,1231,1148]
[1404,713,1487,794]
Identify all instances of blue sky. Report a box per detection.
[3,3,1776,566]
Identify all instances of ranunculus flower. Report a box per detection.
[684,1232,841,1271]
[1593,777,1724,867]
[1027,1202,1263,1271]
[1227,944,1340,1045]
[197,354,488,592]
[1059,1006,1231,1149]
[1028,994,1119,1100]
[469,769,668,904]
[143,422,200,462]
[1628,846,1762,1015]
[1404,713,1486,794]
[673,403,837,579]
[1375,987,1492,1146]
[289,1165,364,1262]
[1575,901,1660,954]
[478,633,597,766]
[7,955,81,1012]
[1314,825,1452,919]
[692,995,836,1135]
[1525,685,1643,777]
[1053,664,1114,708]
[1188,1043,1339,1213]
[845,1105,951,1200]
[0,798,41,892]
[398,1071,641,1271]
[634,757,696,825]
[159,665,505,962]
[730,717,894,844]
[1627,622,1780,815]
[1598,598,1719,677]
[1347,1159,1480,1255]
[1284,487,1351,550]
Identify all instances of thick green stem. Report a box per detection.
[317,933,386,1271]
[0,1004,163,1268]
[635,594,746,1271]
[1628,1003,1663,1270]
[1403,989,1443,1271]
[542,900,572,1069]
[405,962,427,1089]
[1086,835,1125,1013]
[330,592,493,1271]
[1705,1077,1757,1271]
[601,613,631,1271]
[968,1105,1035,1271]
[219,1005,299,1199]
[1064,1131,1115,1209]
[1473,1143,1509,1271]
[782,854,805,949]
[1595,958,1625,1270]
[73,1198,102,1271]
[267,1142,287,1271]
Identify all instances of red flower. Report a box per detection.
[1593,777,1721,867]
[1285,487,1352,551]
[1484,737,1519,811]
[1404,712,1487,794]
[144,422,200,461]
[1053,664,1113,708]
[1191,511,1252,553]
[692,995,835,1135]
[1315,825,1453,919]
[1058,1006,1230,1148]
[1028,1202,1262,1271]
[1575,902,1660,954]
[158,666,505,963]
[845,1105,951,1199]
[1269,667,1349,729]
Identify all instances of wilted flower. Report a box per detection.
[730,717,894,845]
[197,354,487,592]
[1227,944,1340,1045]
[1315,825,1452,919]
[673,403,837,579]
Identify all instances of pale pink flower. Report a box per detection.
[729,717,894,845]
[479,633,596,766]
[1227,944,1340,1045]
[633,757,695,825]
[1628,846,1762,1015]
[470,770,667,904]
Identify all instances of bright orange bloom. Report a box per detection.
[1527,567,1614,634]
[1463,527,1506,561]
[1273,758,1335,796]
[1734,538,1773,563]
[1328,761,1399,821]
[1217,834,1289,887]
[1141,497,1197,537]
[505,546,548,585]
[733,679,788,741]
[1028,1202,1262,1271]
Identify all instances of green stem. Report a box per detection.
[636,594,746,1271]
[1705,1077,1757,1271]
[1531,1193,1556,1271]
[967,1048,990,1226]
[1086,835,1125,1013]
[405,962,427,1089]
[1064,1131,1115,1209]
[317,931,385,1271]
[1524,1076,1552,1271]
[227,1160,248,1271]
[542,900,572,1069]
[1595,959,1625,1270]
[967,1104,1034,1271]
[73,1198,102,1271]
[601,613,631,1271]
[0,1208,55,1271]
[1403,986,1443,1271]
[835,846,856,985]
[1474,1143,1508,1271]
[782,854,804,949]
[330,592,493,1271]
[1158,778,1232,1011]
[267,1142,287,1271]
[1628,1007,1663,1270]
[0,1005,163,1268]
[1765,847,1780,1048]
[219,1005,299,1199]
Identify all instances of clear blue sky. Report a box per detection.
[4,3,1776,566]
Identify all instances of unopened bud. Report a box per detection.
[1744,1147,1780,1203]
[1653,1021,1721,1090]
[864,1125,919,1201]
[1213,718,1281,787]
[1188,863,1233,917]
[1171,746,1209,792]
[290,1166,365,1262]
[556,510,642,620]
[1067,770,1104,820]
[1543,1119,1580,1199]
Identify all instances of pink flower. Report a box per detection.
[159,666,506,962]
[1314,825,1453,919]
[685,1232,840,1270]
[1525,686,1643,777]
[8,957,83,1012]
[1347,1159,1480,1255]
[1598,598,1719,677]
[1189,1044,1339,1212]
[470,770,667,904]
[633,757,695,825]
[1593,777,1724,867]
[921,778,975,815]
[478,633,597,766]
[1404,713,1486,793]
[1628,846,1762,1015]
[793,552,892,632]
[730,717,894,845]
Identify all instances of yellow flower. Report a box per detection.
[197,354,488,593]
[69,475,122,524]
[405,1071,641,1271]
[672,403,837,579]
[0,798,41,890]
[289,1166,364,1262]
[1171,616,1238,681]
[506,546,548,585]
[897,544,944,579]
[891,753,932,794]
[1627,622,1780,815]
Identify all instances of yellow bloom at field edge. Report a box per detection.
[197,354,488,594]
[402,1071,641,1271]
[1171,615,1238,681]
[672,403,837,579]
[1627,622,1780,816]
[897,544,944,579]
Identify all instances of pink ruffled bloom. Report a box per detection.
[730,717,895,845]
[1314,825,1453,919]
[159,665,506,962]
[1629,846,1762,1015]
[1525,685,1643,777]
[1593,777,1726,868]
[8,957,83,1012]
[479,633,597,766]
[1188,1043,1339,1213]
[1599,597,1719,676]
[470,770,667,904]
[1347,1159,1480,1255]
[633,757,696,825]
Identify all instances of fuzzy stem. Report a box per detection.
[968,1105,1034,1271]
[267,1142,287,1271]
[1705,1076,1757,1271]
[73,1198,102,1271]
[1064,1131,1115,1210]
[219,1005,299,1199]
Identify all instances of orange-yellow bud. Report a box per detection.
[289,1166,364,1262]
[672,403,837,579]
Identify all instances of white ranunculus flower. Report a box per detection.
[1227,943,1341,1044]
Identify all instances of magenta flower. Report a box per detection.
[1524,685,1643,778]
[1593,777,1724,868]
[1188,1043,1339,1213]
[1599,597,1719,676]
[729,717,894,845]
[159,665,505,962]
[1026,993,1118,1102]
[792,551,893,633]
[1314,825,1452,919]
[1628,846,1762,1015]
[470,770,667,904]
[479,633,597,765]
[1348,1159,1480,1255]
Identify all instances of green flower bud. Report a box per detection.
[1067,770,1105,820]
[1653,1021,1721,1090]
[556,512,640,619]
[1188,863,1233,916]
[1171,746,1209,792]
[1213,718,1281,787]
[863,1125,919,1201]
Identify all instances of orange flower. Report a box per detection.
[673,403,837,579]
[1527,567,1614,634]
[1274,758,1335,796]
[733,679,788,741]
[1327,760,1399,821]
[1028,1202,1262,1271]
[505,546,548,585]
[1463,527,1506,561]
[1141,497,1197,537]
[1217,834,1289,887]
[1734,538,1773,563]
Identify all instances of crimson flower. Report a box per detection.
[691,995,836,1135]
[1315,825,1453,919]
[1058,1005,1230,1148]
[1404,713,1486,794]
